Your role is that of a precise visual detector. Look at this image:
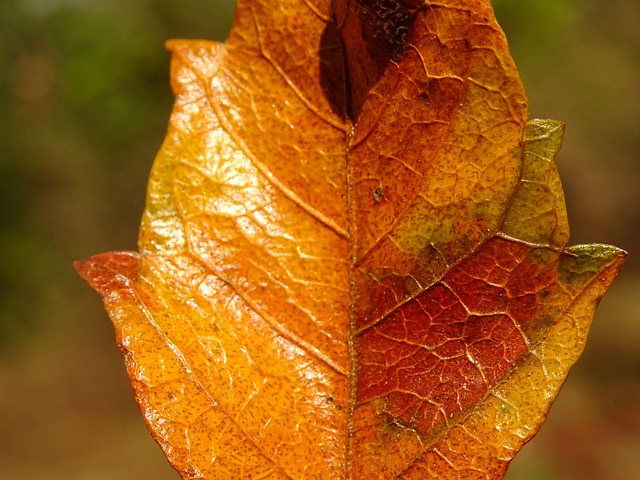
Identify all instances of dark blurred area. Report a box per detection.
[0,0,637,479]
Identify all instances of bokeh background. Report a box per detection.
[0,0,638,479]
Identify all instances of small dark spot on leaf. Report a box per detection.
[373,184,384,203]
[418,91,431,105]
[327,395,334,404]
[336,403,344,410]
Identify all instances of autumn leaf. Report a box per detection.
[75,0,626,478]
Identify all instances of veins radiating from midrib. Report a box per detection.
[177,48,352,376]
[180,204,348,377]
[168,43,355,480]
[390,258,617,478]
[171,40,348,241]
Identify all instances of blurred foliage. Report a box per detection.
[0,1,637,479]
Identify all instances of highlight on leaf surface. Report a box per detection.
[75,0,626,478]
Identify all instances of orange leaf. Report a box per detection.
[76,0,626,478]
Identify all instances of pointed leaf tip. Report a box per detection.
[559,244,627,293]
[74,252,141,297]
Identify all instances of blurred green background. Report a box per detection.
[0,0,637,478]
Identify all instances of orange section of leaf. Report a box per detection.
[76,0,625,478]
[77,252,349,479]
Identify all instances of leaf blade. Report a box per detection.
[76,0,626,478]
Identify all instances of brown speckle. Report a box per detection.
[373,184,384,203]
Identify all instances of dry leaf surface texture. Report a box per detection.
[76,0,626,478]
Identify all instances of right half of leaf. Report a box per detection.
[350,117,626,478]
